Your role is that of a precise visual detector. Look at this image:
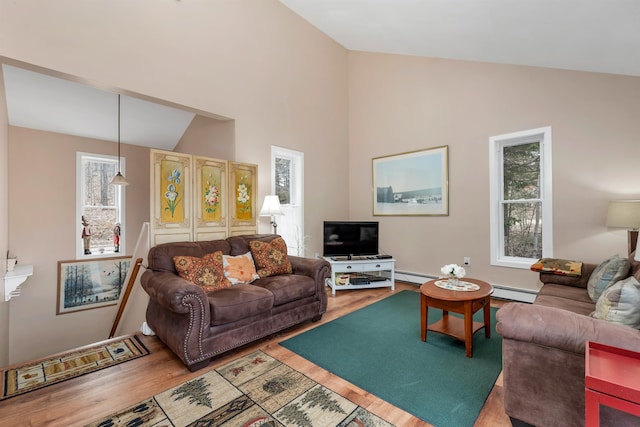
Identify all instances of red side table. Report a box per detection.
[585,341,640,426]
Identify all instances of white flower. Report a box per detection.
[440,263,466,278]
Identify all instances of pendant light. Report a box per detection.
[110,94,129,186]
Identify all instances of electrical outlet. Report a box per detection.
[463,257,471,266]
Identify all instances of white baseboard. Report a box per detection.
[394,270,537,303]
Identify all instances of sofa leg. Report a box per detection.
[311,314,323,322]
[187,359,211,372]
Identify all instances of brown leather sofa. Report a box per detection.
[141,234,330,371]
[497,253,640,427]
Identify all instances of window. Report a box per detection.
[489,127,552,268]
[76,152,125,258]
[271,146,304,256]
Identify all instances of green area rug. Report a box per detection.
[280,290,502,427]
[1,334,150,400]
[85,350,394,427]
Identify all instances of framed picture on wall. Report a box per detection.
[57,256,132,315]
[372,145,449,216]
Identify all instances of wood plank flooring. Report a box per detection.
[0,283,512,426]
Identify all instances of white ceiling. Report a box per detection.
[3,1,639,148]
[2,64,196,150]
[280,0,640,77]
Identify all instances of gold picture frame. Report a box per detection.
[372,145,449,216]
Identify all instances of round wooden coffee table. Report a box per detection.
[420,278,493,358]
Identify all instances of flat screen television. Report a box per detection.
[323,221,379,259]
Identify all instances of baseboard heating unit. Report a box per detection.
[394,270,537,303]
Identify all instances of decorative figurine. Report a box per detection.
[113,222,121,253]
[81,216,92,255]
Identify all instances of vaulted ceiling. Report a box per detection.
[4,1,639,150]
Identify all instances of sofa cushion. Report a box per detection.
[591,276,640,328]
[587,254,630,302]
[534,283,596,317]
[253,274,316,306]
[207,284,274,325]
[222,252,260,284]
[173,251,232,292]
[250,237,292,277]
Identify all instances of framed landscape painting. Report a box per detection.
[373,145,449,216]
[57,256,132,314]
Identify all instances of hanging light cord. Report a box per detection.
[117,94,121,171]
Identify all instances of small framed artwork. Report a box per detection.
[150,149,192,244]
[229,161,257,233]
[194,156,228,241]
[57,256,132,314]
[373,145,449,216]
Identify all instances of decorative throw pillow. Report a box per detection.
[249,237,292,277]
[591,276,640,328]
[222,252,260,284]
[587,255,630,302]
[173,250,231,291]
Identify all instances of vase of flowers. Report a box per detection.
[441,263,466,286]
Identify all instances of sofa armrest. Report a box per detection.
[539,262,598,289]
[289,255,330,312]
[496,302,640,354]
[141,270,210,319]
[289,256,330,280]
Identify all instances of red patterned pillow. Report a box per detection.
[249,237,292,277]
[173,250,232,291]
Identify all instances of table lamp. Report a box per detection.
[606,200,640,256]
[259,195,284,234]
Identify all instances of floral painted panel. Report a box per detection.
[229,161,257,229]
[160,159,186,223]
[235,168,253,221]
[201,164,223,222]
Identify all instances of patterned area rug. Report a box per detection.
[85,350,395,427]
[1,334,150,400]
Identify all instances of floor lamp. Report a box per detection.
[260,195,284,234]
[606,200,640,256]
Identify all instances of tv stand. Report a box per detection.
[324,256,395,296]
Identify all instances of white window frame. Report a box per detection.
[489,127,553,269]
[271,146,304,256]
[76,152,126,259]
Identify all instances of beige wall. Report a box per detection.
[0,0,348,362]
[348,52,640,291]
[176,116,236,160]
[7,127,150,362]
[0,61,9,365]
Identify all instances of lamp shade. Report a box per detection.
[606,200,640,229]
[259,195,284,216]
[110,172,129,186]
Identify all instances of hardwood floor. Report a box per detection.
[0,282,512,426]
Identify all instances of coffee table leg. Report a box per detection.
[421,293,428,341]
[483,296,491,338]
[464,301,473,358]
